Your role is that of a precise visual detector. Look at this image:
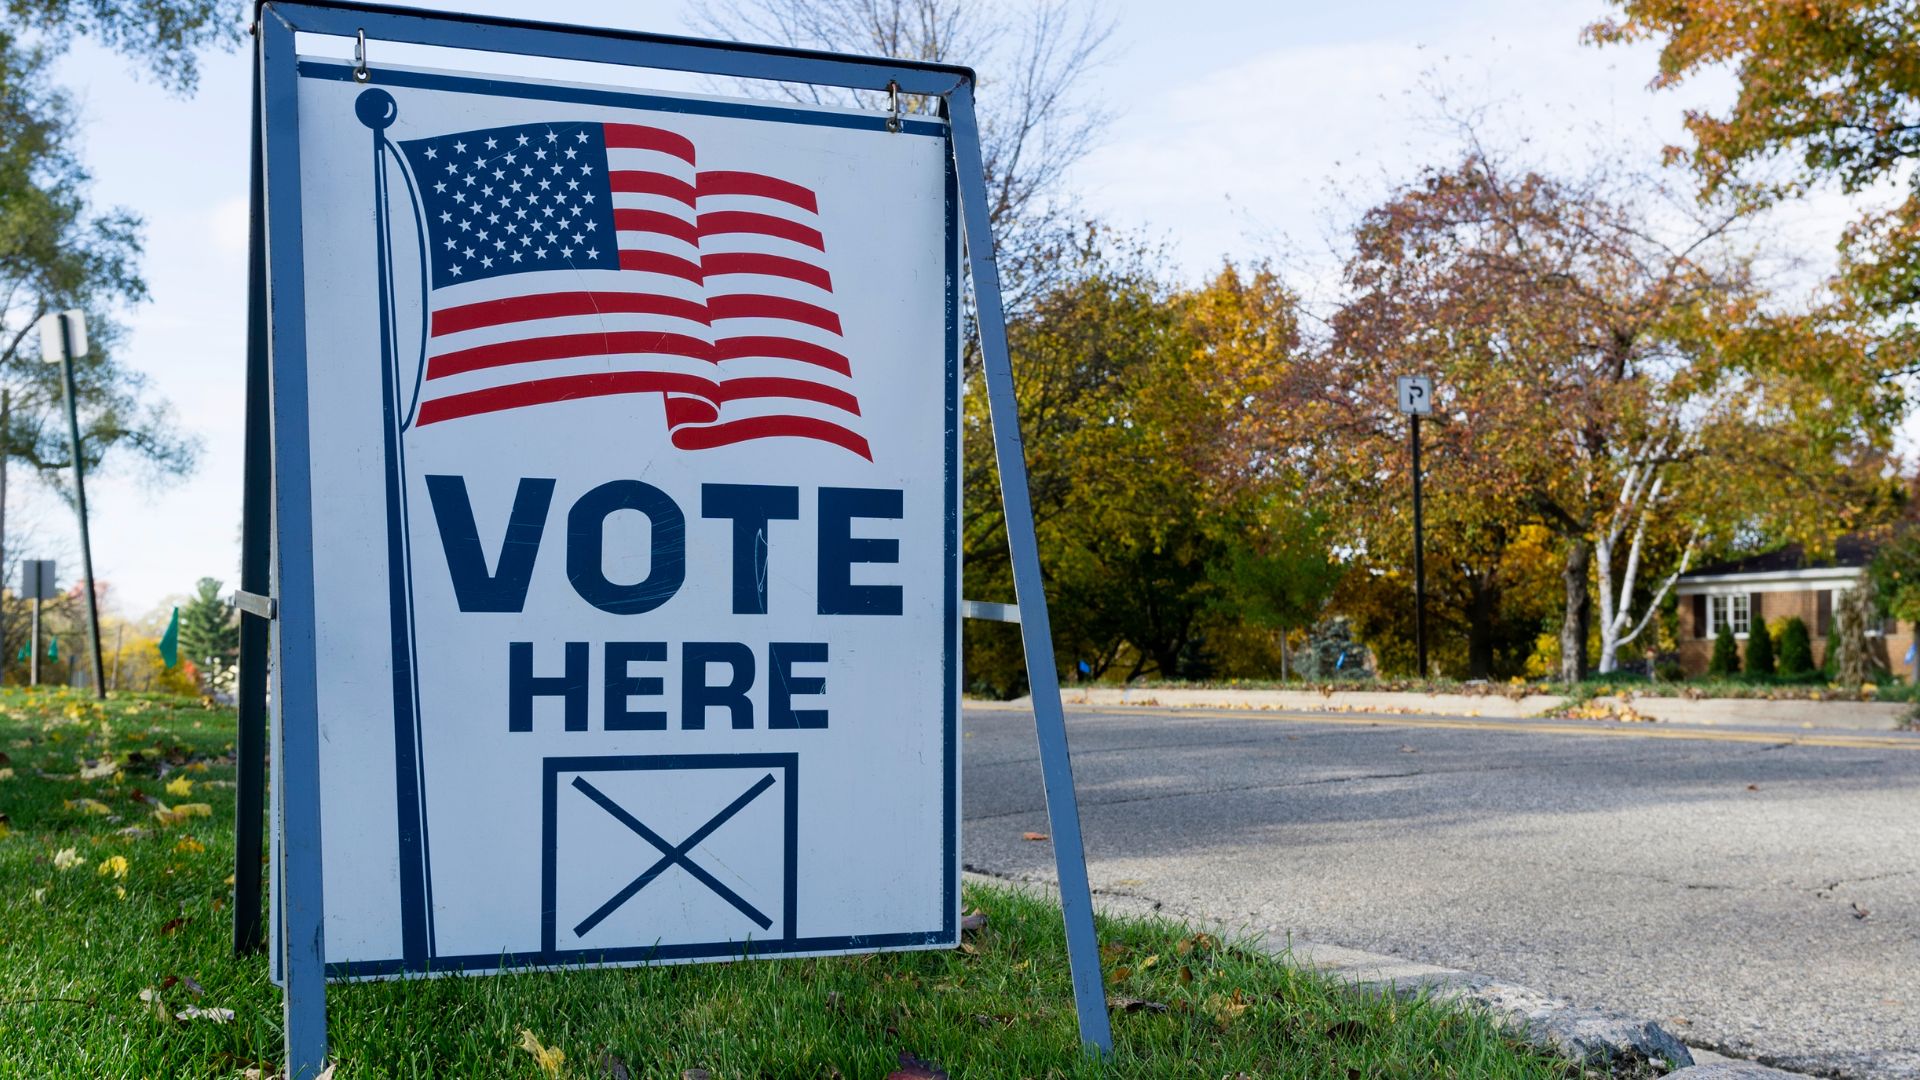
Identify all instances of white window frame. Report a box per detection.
[1707,594,1751,638]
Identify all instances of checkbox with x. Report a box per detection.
[542,754,798,956]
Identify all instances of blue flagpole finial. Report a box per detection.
[355,88,398,130]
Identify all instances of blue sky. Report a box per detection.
[36,0,1870,616]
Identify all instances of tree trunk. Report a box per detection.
[1560,539,1591,682]
[1467,576,1497,680]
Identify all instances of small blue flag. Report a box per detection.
[1077,660,1090,675]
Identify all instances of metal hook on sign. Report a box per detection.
[886,80,902,133]
[353,28,370,82]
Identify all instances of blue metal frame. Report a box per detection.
[253,2,1110,1074]
[257,10,329,1078]
[948,84,1114,1054]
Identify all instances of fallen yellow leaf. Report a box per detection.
[97,855,129,879]
[165,777,194,797]
[152,802,214,826]
[65,797,112,816]
[53,847,87,871]
[518,1029,565,1076]
[174,837,206,854]
[0,767,14,781]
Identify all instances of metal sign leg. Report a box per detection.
[258,11,329,1078]
[947,84,1113,1056]
[234,29,272,959]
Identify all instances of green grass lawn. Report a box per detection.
[0,687,1575,1079]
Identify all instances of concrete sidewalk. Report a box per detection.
[1046,685,1911,731]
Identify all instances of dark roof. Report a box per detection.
[1680,534,1879,579]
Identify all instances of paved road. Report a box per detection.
[962,704,1920,1079]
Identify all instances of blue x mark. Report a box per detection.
[570,773,777,938]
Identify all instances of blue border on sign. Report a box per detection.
[276,61,962,981]
[297,61,950,138]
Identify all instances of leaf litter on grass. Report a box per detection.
[0,689,1574,1079]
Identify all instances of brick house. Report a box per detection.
[1673,535,1914,680]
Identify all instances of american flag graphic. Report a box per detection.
[396,120,868,459]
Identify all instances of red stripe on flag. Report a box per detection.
[603,124,697,164]
[714,376,860,415]
[707,294,843,334]
[696,171,818,212]
[710,336,851,376]
[431,291,710,337]
[701,252,833,290]
[612,208,699,245]
[418,370,719,426]
[697,210,824,250]
[428,330,713,380]
[610,171,696,206]
[670,414,872,460]
[616,250,705,282]
[664,394,719,428]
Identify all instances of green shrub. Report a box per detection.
[1708,622,1741,677]
[1777,617,1816,679]
[1744,618,1776,680]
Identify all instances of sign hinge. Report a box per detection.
[233,590,278,620]
[962,599,1021,623]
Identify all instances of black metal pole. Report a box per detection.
[57,324,107,701]
[233,57,271,957]
[1411,412,1427,681]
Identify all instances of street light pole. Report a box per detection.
[49,314,107,700]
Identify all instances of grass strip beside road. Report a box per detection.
[0,688,1576,1078]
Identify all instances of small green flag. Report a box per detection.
[47,636,57,661]
[13,643,24,663]
[159,607,180,670]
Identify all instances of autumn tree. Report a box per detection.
[688,0,1111,315]
[1587,2,1920,321]
[0,36,198,587]
[1301,148,1898,679]
[961,240,1329,693]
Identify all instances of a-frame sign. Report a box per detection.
[239,3,1110,1076]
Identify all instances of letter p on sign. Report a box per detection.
[1396,375,1433,415]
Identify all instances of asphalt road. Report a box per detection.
[961,704,1920,1079]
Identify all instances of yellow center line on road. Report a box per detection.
[963,701,1920,751]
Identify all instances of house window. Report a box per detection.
[1708,594,1750,637]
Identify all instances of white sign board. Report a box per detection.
[1396,375,1433,415]
[272,61,959,977]
[37,309,87,364]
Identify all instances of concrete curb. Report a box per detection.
[1043,686,1910,731]
[1056,686,1566,719]
[963,870,1818,1079]
[1664,1062,1818,1079]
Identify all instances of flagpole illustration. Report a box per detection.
[358,87,434,970]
